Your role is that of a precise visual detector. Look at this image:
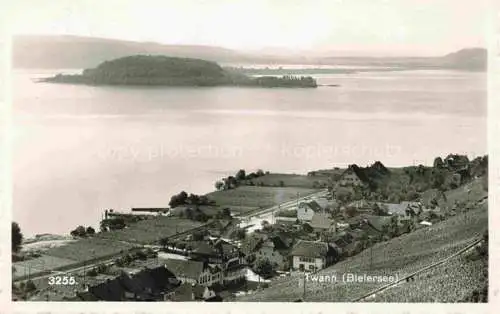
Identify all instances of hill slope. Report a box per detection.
[236,183,487,302]
[13,35,251,69]
[438,48,488,71]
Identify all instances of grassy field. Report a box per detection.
[13,217,207,279]
[242,173,330,189]
[237,201,487,302]
[310,168,345,177]
[206,185,319,215]
[13,255,78,279]
[441,178,487,208]
[95,217,205,244]
[42,238,136,262]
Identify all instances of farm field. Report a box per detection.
[13,217,207,279]
[242,173,330,189]
[13,255,78,279]
[237,201,487,302]
[206,186,319,215]
[43,238,136,262]
[95,217,205,244]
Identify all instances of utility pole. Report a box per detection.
[83,260,86,286]
[370,246,373,270]
[303,271,306,301]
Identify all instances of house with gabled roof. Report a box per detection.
[346,199,373,211]
[297,200,325,221]
[401,201,423,216]
[164,259,223,287]
[338,164,369,187]
[165,282,216,301]
[290,240,339,272]
[307,213,336,234]
[85,266,179,301]
[240,233,291,270]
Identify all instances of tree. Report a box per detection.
[134,250,148,260]
[169,191,189,207]
[482,175,488,192]
[256,169,265,177]
[215,180,224,190]
[433,157,444,169]
[236,169,246,181]
[188,193,200,205]
[109,218,126,230]
[388,216,399,237]
[86,226,96,236]
[302,223,313,233]
[25,280,37,293]
[224,176,238,189]
[371,203,385,216]
[261,220,272,230]
[100,221,108,232]
[12,222,23,253]
[122,254,133,265]
[185,208,194,220]
[236,229,246,240]
[199,195,210,205]
[192,231,205,241]
[159,237,169,249]
[87,268,98,277]
[345,207,358,218]
[96,263,109,273]
[360,233,370,250]
[70,225,87,238]
[254,258,275,279]
[222,207,231,218]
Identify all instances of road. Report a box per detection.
[236,189,329,232]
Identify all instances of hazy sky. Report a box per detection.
[8,0,489,56]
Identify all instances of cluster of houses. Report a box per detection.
[68,237,247,302]
[65,162,447,301]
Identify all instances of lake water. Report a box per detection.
[12,69,486,236]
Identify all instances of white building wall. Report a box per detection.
[339,172,362,186]
[297,207,315,221]
[224,267,246,282]
[292,256,325,271]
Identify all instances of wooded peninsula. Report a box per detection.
[41,55,317,88]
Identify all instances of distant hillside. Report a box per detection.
[318,48,487,71]
[13,35,487,72]
[13,35,253,69]
[439,48,487,71]
[236,183,487,302]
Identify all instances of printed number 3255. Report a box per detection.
[48,276,77,285]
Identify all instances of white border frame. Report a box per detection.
[1,1,499,313]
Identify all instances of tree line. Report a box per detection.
[214,169,267,191]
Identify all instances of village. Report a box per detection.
[12,154,488,301]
